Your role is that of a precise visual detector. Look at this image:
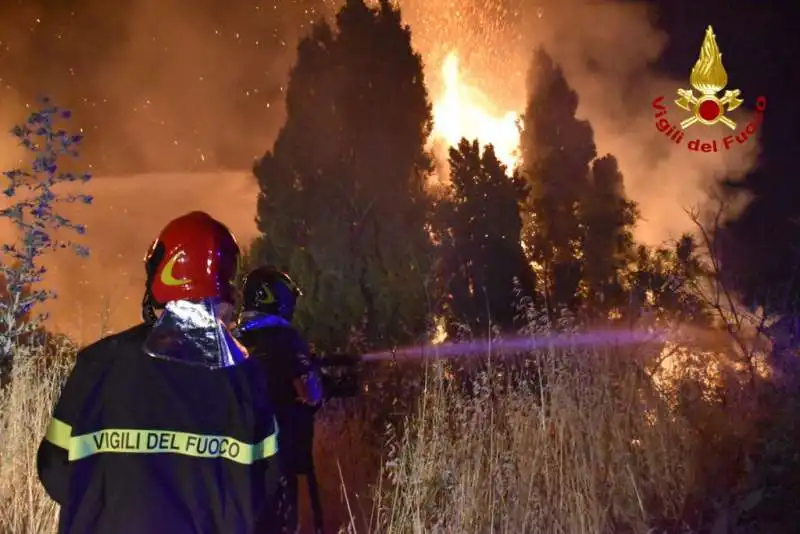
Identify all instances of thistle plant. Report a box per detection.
[0,98,92,362]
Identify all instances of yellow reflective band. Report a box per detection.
[67,428,278,465]
[43,418,278,465]
[45,418,72,450]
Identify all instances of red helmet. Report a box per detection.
[144,211,240,307]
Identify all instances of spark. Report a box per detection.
[1,0,534,176]
[386,0,531,174]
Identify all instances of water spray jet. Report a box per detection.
[360,328,668,363]
[312,328,668,399]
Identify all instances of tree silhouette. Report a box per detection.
[519,49,597,316]
[581,155,638,318]
[253,0,432,352]
[432,139,535,333]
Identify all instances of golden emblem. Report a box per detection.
[675,26,743,130]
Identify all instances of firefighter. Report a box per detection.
[235,266,324,534]
[36,211,281,534]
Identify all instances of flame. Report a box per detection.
[431,314,448,344]
[430,52,521,172]
[690,26,728,95]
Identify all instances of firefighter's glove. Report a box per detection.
[293,372,323,407]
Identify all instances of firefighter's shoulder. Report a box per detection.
[68,323,150,377]
[242,323,304,352]
[262,324,309,352]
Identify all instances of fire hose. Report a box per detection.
[315,353,362,400]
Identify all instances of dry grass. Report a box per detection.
[0,329,781,534]
[0,343,73,534]
[371,345,699,534]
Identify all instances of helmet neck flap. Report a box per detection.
[143,298,248,369]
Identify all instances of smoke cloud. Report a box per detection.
[0,0,317,339]
[0,89,25,173]
[0,173,259,344]
[0,0,760,341]
[518,0,759,244]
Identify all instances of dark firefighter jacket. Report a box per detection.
[36,323,281,534]
[238,317,318,475]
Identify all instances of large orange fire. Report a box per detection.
[430,51,522,172]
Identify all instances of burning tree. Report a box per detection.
[520,49,597,315]
[581,155,638,318]
[431,138,535,333]
[519,49,638,321]
[252,0,433,352]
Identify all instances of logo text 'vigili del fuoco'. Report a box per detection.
[652,26,765,153]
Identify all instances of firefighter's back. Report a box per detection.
[56,324,279,534]
[241,324,307,408]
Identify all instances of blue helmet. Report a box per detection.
[241,266,302,321]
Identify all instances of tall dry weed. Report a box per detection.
[0,342,73,534]
[374,344,702,534]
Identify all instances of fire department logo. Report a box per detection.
[651,25,765,153]
[675,26,743,130]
